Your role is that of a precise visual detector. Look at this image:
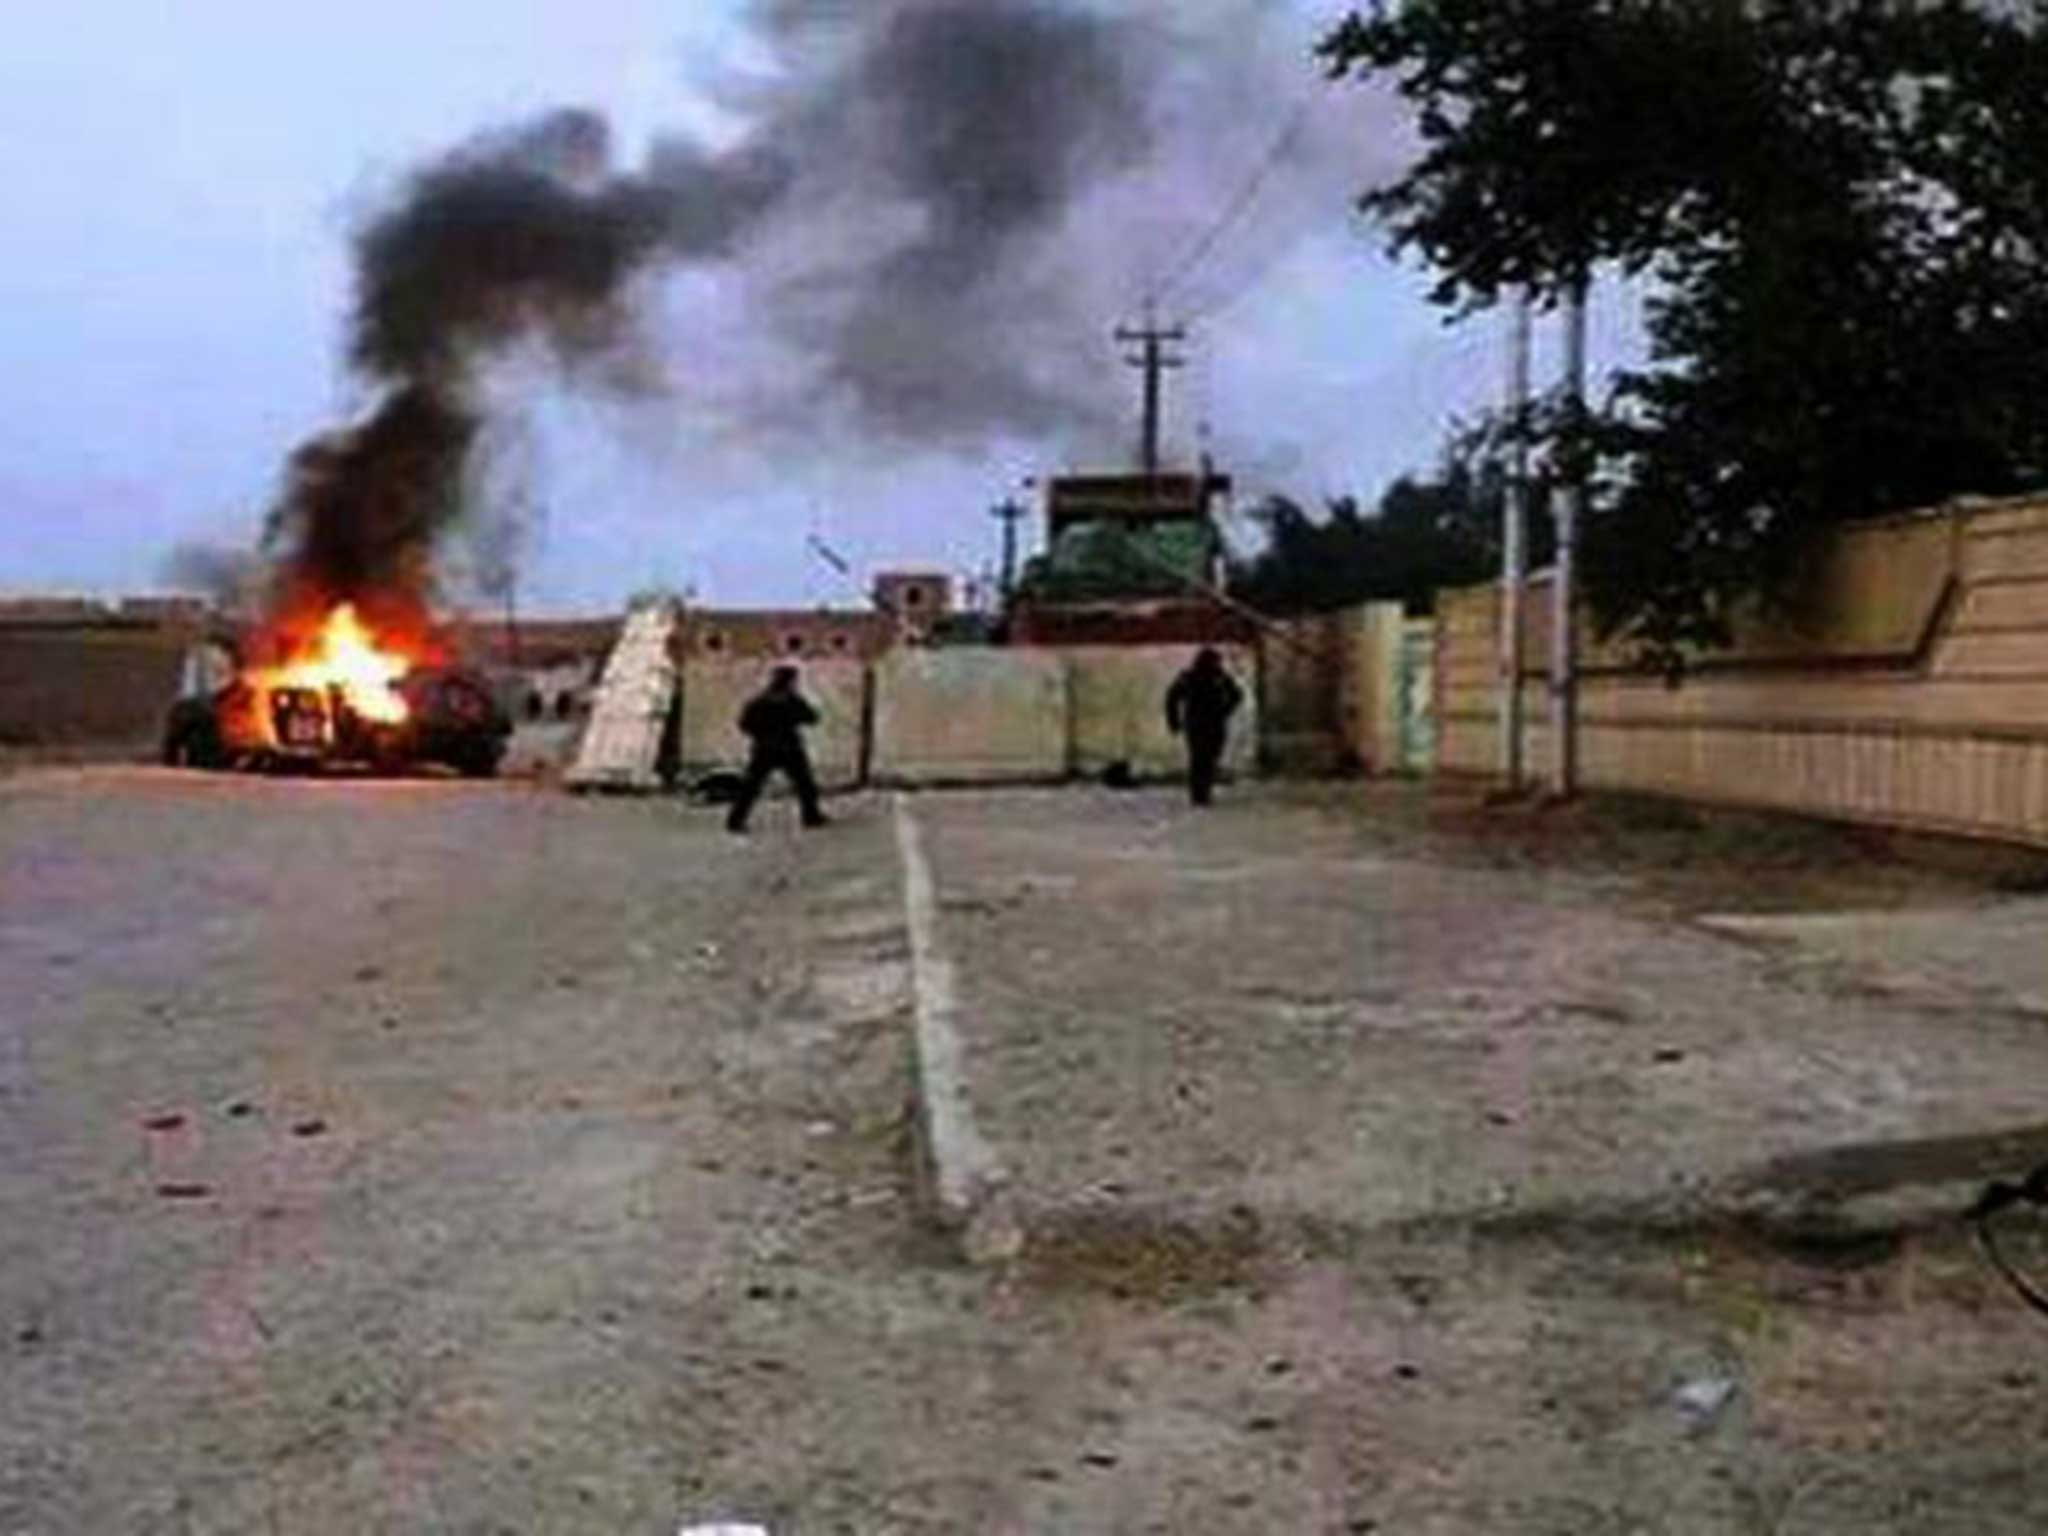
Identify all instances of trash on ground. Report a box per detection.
[1673,1374,1738,1426]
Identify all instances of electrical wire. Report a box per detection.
[1146,92,1318,318]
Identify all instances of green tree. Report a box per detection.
[1322,2,2048,661]
[1228,460,1513,616]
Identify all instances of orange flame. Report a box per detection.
[260,603,413,723]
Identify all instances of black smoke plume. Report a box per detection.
[258,108,789,645]
[251,0,1383,633]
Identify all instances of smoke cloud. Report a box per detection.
[254,0,1393,636]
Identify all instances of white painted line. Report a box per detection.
[893,794,1016,1258]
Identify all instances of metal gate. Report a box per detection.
[1397,618,1436,774]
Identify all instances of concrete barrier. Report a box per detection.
[1065,644,1258,780]
[679,659,867,789]
[872,649,1067,785]
[0,629,188,751]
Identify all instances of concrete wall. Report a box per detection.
[1436,497,2048,848]
[679,659,867,789]
[871,649,1069,785]
[1259,616,1346,773]
[1327,604,1408,776]
[0,628,189,749]
[1065,645,1258,780]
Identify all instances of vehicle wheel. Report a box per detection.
[456,750,501,780]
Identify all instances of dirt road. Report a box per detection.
[6,770,2048,1533]
[2,770,955,1532]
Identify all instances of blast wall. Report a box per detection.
[1435,499,2048,847]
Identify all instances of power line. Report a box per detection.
[1146,92,1317,315]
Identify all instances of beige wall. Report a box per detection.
[1259,616,1345,773]
[871,649,1068,784]
[1327,603,1408,775]
[1436,498,2048,848]
[679,659,867,789]
[1065,645,1258,779]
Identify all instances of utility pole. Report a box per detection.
[1500,289,1532,793]
[991,498,1027,606]
[1550,274,1588,800]
[1115,309,1186,478]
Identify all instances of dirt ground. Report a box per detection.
[6,769,2048,1533]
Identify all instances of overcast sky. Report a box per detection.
[0,1,1643,613]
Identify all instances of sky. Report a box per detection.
[0,1,1643,614]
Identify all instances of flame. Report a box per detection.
[261,603,413,723]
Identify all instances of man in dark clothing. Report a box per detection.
[1165,647,1244,806]
[727,665,829,833]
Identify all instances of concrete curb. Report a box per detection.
[892,794,1021,1264]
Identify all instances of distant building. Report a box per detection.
[0,594,216,749]
[674,569,948,664]
[675,607,895,664]
[1043,471,1231,584]
[1010,468,1245,647]
[117,595,212,627]
[1007,596,1259,648]
[871,571,952,643]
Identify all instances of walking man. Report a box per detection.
[727,665,829,834]
[1165,647,1244,807]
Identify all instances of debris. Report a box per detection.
[353,964,383,983]
[678,1525,769,1536]
[1080,1451,1120,1469]
[1246,1414,1280,1433]
[1673,1374,1739,1427]
[567,601,681,792]
[804,1119,837,1139]
[380,1015,400,1030]
[690,771,747,805]
[155,1182,212,1200]
[142,1112,186,1132]
[290,1119,328,1138]
[1653,1047,1688,1065]
[1393,1363,1420,1381]
[1393,1273,1439,1310]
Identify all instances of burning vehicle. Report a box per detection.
[163,604,509,777]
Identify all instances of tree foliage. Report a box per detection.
[1227,460,1523,616]
[1322,2,2048,660]
[1015,520,1218,604]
